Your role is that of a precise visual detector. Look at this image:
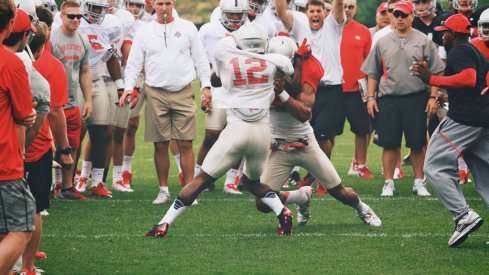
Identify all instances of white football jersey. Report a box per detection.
[213,36,293,109]
[79,14,122,78]
[113,9,135,52]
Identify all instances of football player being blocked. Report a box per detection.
[143,23,296,237]
[254,35,382,227]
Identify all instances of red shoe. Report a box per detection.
[179,172,185,186]
[459,170,471,184]
[122,170,132,186]
[315,183,328,195]
[358,166,374,179]
[76,177,89,192]
[35,249,47,259]
[277,207,293,236]
[145,223,169,237]
[297,173,315,188]
[90,183,112,198]
[52,182,62,198]
[58,187,89,200]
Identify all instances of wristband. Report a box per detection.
[115,79,124,90]
[429,96,437,100]
[278,91,290,103]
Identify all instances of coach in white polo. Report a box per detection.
[121,0,211,202]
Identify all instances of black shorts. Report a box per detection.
[311,84,344,140]
[374,92,428,150]
[341,91,371,136]
[25,149,53,213]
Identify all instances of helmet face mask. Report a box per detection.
[453,0,477,11]
[248,0,268,17]
[268,35,297,61]
[221,0,248,31]
[41,0,58,13]
[107,0,120,13]
[413,0,436,17]
[82,0,110,24]
[235,22,269,53]
[478,9,489,41]
[123,0,145,19]
[293,0,307,12]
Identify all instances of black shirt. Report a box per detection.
[413,11,454,46]
[445,42,489,128]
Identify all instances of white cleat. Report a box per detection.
[381,182,395,197]
[413,181,431,197]
[152,191,170,204]
[296,186,313,225]
[223,183,242,195]
[112,180,134,192]
[356,203,382,227]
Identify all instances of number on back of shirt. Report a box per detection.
[229,57,269,87]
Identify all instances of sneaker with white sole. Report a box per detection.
[381,182,395,197]
[112,180,134,192]
[412,181,431,197]
[152,191,170,204]
[448,210,484,247]
[356,204,382,227]
[223,183,242,195]
[347,159,359,176]
[296,186,312,226]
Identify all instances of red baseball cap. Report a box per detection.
[393,0,414,14]
[377,2,388,13]
[434,14,471,34]
[11,10,37,33]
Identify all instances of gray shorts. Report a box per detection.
[0,179,36,233]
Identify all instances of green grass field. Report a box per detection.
[38,87,489,274]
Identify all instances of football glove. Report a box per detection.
[130,87,140,109]
[296,38,311,59]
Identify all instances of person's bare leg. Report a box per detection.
[410,147,426,180]
[318,137,335,159]
[383,149,397,181]
[154,141,170,188]
[21,214,42,272]
[112,126,126,167]
[176,140,194,185]
[0,232,32,274]
[355,134,369,165]
[123,116,139,158]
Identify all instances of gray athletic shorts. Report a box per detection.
[0,179,36,233]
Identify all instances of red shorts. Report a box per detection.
[64,107,82,149]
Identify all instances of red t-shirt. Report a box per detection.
[25,49,69,162]
[340,20,372,92]
[272,55,324,107]
[470,38,489,61]
[0,47,33,180]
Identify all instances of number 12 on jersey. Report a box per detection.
[229,57,269,86]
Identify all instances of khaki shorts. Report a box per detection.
[129,75,147,119]
[0,179,36,233]
[105,79,130,128]
[144,84,197,142]
[205,108,227,130]
[83,77,110,125]
[202,120,271,181]
[261,134,341,191]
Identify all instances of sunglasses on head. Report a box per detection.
[344,4,355,10]
[393,10,409,18]
[66,14,83,20]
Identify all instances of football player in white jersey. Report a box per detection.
[267,0,309,43]
[258,35,382,227]
[195,0,249,195]
[145,23,295,237]
[76,0,124,197]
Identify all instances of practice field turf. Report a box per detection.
[39,87,489,274]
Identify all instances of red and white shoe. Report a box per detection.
[145,223,169,237]
[297,172,315,188]
[223,183,242,195]
[122,170,132,187]
[74,168,81,184]
[459,170,472,184]
[52,182,62,198]
[76,177,89,192]
[277,207,293,236]
[35,249,47,259]
[112,179,134,192]
[90,182,112,198]
[358,166,374,179]
[347,159,359,176]
[315,183,328,195]
[393,167,404,180]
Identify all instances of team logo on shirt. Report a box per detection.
[355,35,361,40]
[175,31,181,38]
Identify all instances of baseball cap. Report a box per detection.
[11,9,37,33]
[393,0,414,14]
[434,14,471,34]
[377,2,388,13]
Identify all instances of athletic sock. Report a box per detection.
[159,196,188,225]
[225,169,238,186]
[159,186,169,193]
[80,161,92,178]
[260,190,284,216]
[122,155,133,172]
[385,179,394,186]
[113,166,122,182]
[54,168,62,183]
[354,200,369,213]
[284,189,307,204]
[91,168,104,186]
[174,154,182,174]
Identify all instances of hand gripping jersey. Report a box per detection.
[270,55,324,140]
[79,13,122,78]
[213,36,294,109]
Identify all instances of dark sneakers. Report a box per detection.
[277,208,293,236]
[145,223,169,237]
[448,211,484,247]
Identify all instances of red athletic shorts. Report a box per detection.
[64,107,82,149]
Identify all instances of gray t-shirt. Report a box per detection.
[30,69,51,114]
[362,29,445,97]
[50,27,90,109]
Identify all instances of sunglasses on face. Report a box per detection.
[66,14,83,20]
[393,11,409,18]
[344,4,355,10]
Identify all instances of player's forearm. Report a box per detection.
[275,0,294,31]
[430,68,476,89]
[366,76,379,98]
[283,97,312,123]
[25,113,47,148]
[107,55,123,81]
[48,107,69,149]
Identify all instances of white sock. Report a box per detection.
[458,157,467,171]
[122,155,133,172]
[260,191,284,216]
[292,166,300,173]
[81,161,92,178]
[385,179,394,186]
[194,164,202,177]
[174,154,182,173]
[113,166,122,181]
[358,164,366,169]
[284,190,306,204]
[237,160,245,178]
[225,169,238,185]
[159,198,188,225]
[91,168,104,186]
[354,200,369,213]
[414,178,424,185]
[54,168,62,183]
[159,186,169,193]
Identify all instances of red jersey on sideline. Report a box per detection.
[0,47,33,180]
[470,38,489,61]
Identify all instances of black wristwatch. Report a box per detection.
[59,146,73,155]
